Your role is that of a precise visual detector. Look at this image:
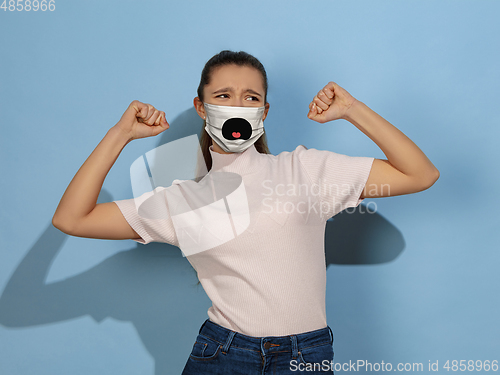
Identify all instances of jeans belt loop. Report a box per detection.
[290,334,299,359]
[328,326,334,345]
[222,330,236,355]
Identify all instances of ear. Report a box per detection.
[193,97,206,120]
[262,102,270,121]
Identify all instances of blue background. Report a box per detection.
[1,0,499,374]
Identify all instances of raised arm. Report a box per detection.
[308,82,440,198]
[52,100,169,239]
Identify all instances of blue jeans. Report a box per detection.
[181,319,335,374]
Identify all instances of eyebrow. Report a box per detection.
[212,87,262,98]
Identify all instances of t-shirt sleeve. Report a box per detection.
[295,145,375,219]
[113,186,179,247]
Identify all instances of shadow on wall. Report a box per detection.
[325,207,405,266]
[0,108,405,375]
[0,211,210,375]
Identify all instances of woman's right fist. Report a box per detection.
[114,100,170,141]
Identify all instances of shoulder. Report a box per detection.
[262,144,339,167]
[277,144,342,164]
[272,144,310,161]
[257,145,306,167]
[274,144,340,157]
[260,145,347,169]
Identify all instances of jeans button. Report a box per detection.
[263,342,272,349]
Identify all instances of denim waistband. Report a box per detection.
[198,319,334,358]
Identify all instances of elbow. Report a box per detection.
[52,215,75,235]
[419,168,440,191]
[428,167,440,186]
[52,215,58,228]
[434,168,440,182]
[52,215,63,231]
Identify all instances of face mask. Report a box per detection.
[203,102,266,153]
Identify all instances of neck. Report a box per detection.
[211,139,234,154]
[208,142,260,173]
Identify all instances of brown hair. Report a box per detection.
[196,50,271,175]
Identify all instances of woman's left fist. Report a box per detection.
[307,82,357,123]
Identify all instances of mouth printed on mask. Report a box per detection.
[223,118,252,140]
[204,103,266,153]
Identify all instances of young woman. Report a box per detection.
[52,51,439,374]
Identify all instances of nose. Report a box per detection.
[230,96,245,107]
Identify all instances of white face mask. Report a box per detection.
[203,102,266,153]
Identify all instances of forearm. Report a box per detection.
[52,126,131,231]
[345,100,439,181]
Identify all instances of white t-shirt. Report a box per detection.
[114,143,374,337]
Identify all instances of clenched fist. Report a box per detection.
[114,100,170,141]
[307,82,358,123]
